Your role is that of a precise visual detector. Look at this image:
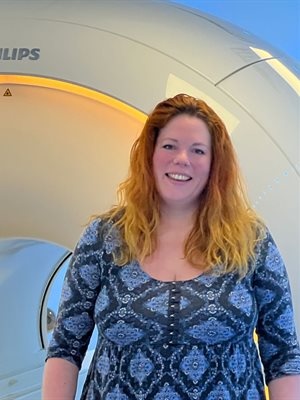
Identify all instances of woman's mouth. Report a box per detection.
[166,173,192,182]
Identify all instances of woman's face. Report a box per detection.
[153,114,212,212]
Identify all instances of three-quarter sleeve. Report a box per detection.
[254,229,300,384]
[46,218,103,370]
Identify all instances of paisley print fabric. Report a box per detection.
[47,218,300,399]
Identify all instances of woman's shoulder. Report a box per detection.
[82,209,124,253]
[253,225,286,275]
[254,225,276,254]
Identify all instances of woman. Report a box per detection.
[43,94,300,399]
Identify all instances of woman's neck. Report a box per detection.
[158,206,197,234]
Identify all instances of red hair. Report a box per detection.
[103,94,264,276]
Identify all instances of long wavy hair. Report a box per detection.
[101,94,265,277]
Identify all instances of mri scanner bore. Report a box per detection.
[0,1,299,399]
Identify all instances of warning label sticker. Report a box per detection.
[3,88,12,96]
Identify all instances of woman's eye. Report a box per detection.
[194,148,205,155]
[162,144,174,150]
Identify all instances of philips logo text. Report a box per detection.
[0,48,40,61]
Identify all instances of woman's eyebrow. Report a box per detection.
[160,137,209,148]
[192,142,209,148]
[161,137,178,142]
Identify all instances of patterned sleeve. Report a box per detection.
[46,218,104,370]
[253,229,300,384]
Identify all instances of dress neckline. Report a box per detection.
[135,260,206,284]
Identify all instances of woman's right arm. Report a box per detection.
[42,358,79,400]
[42,218,104,399]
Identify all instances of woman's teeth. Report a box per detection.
[166,173,191,181]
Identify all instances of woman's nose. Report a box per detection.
[173,150,190,166]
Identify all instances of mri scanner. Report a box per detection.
[0,1,299,398]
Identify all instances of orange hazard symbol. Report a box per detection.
[3,88,12,96]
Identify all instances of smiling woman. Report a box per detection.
[43,94,300,400]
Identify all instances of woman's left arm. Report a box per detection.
[253,229,300,396]
[268,375,300,400]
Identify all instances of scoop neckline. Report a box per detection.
[135,260,207,284]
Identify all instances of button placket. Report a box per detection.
[168,282,180,345]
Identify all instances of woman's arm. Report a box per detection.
[42,358,79,400]
[268,375,300,400]
[43,219,104,398]
[253,229,300,386]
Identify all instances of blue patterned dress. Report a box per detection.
[47,218,300,399]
